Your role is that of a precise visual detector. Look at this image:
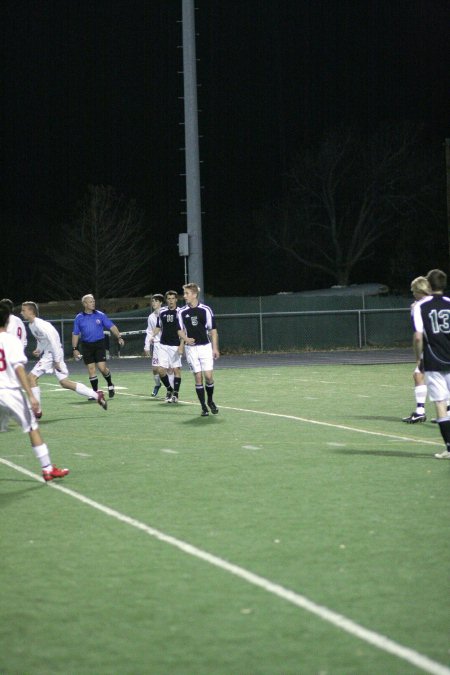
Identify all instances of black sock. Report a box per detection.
[161,374,172,392]
[174,377,181,393]
[89,376,98,392]
[205,382,214,403]
[103,370,113,387]
[437,419,450,447]
[195,385,206,406]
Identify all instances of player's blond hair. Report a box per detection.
[410,276,431,297]
[81,294,94,304]
[183,283,200,296]
[22,301,39,316]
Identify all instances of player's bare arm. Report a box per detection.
[111,326,124,347]
[178,329,195,345]
[413,331,423,362]
[209,328,220,359]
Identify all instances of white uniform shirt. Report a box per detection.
[0,331,27,389]
[29,317,64,362]
[7,314,27,348]
[144,310,163,351]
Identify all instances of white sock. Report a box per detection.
[169,373,175,388]
[415,385,427,413]
[33,443,51,469]
[31,386,41,405]
[154,374,161,385]
[75,382,96,399]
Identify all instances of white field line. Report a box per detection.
[1,457,449,675]
[119,391,443,447]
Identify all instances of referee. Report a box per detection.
[72,294,124,398]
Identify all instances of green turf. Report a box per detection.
[1,363,449,674]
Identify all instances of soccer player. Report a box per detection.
[412,269,450,459]
[402,276,432,423]
[178,283,219,416]
[155,290,183,403]
[1,298,27,348]
[0,299,27,431]
[21,301,108,417]
[144,293,164,396]
[0,302,69,481]
[72,294,124,398]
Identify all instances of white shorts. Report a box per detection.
[31,352,69,382]
[0,388,38,432]
[185,344,214,374]
[425,371,450,401]
[152,343,161,367]
[158,344,182,370]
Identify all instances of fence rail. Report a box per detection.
[23,307,411,358]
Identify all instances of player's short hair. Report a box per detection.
[426,269,447,293]
[410,276,431,297]
[183,283,200,296]
[82,294,94,303]
[22,301,39,316]
[0,301,11,327]
[165,290,178,299]
[0,298,14,311]
[151,294,164,303]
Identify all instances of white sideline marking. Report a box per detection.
[118,391,443,447]
[0,457,449,675]
[217,404,443,447]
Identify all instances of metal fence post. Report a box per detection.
[259,296,264,352]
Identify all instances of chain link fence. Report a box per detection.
[22,307,411,359]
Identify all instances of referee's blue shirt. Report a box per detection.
[73,311,114,343]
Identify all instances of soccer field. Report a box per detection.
[1,358,449,675]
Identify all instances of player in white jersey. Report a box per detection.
[21,301,108,418]
[402,277,431,423]
[144,294,164,396]
[0,299,27,430]
[0,301,69,481]
[1,299,27,348]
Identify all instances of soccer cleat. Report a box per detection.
[108,384,115,399]
[201,406,209,417]
[151,384,161,397]
[208,401,219,415]
[35,410,43,420]
[97,390,108,410]
[434,450,450,459]
[171,392,179,404]
[402,412,426,423]
[42,466,69,482]
[165,390,173,403]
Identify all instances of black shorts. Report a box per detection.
[81,339,107,365]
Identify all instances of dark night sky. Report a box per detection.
[3,0,449,298]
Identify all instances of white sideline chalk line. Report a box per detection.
[119,390,443,447]
[0,458,448,675]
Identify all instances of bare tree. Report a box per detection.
[265,124,441,286]
[42,185,157,299]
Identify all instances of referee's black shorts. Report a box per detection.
[81,339,107,365]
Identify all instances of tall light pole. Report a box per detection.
[181,0,204,295]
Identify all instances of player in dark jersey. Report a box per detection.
[155,291,183,403]
[178,283,220,416]
[413,269,450,459]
